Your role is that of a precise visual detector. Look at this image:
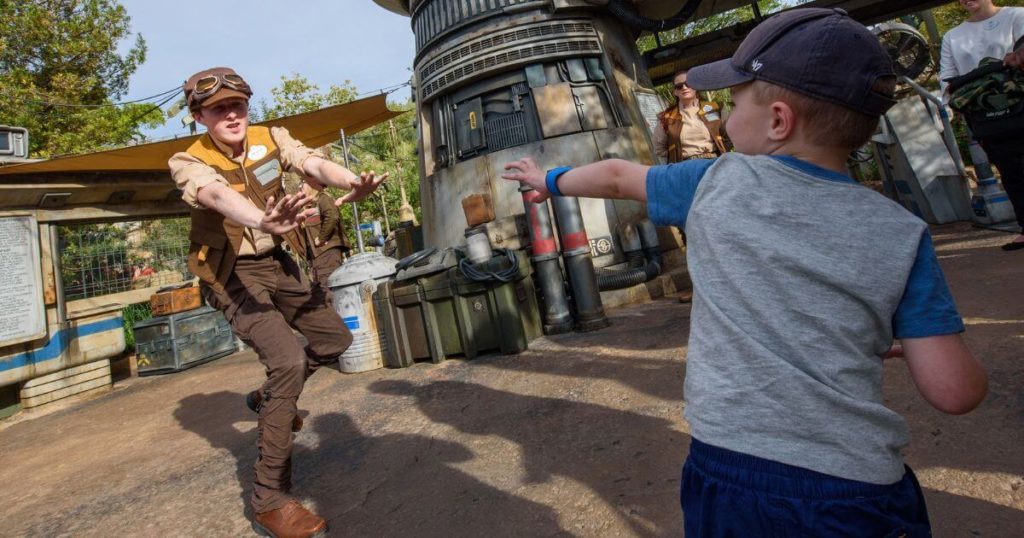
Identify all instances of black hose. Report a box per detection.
[596,250,662,291]
[458,249,520,283]
[607,0,702,32]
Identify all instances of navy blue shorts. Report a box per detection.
[681,438,931,537]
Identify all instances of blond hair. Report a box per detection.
[748,79,894,150]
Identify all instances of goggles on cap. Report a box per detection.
[189,73,252,104]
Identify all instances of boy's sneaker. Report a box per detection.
[252,500,326,538]
[246,390,304,432]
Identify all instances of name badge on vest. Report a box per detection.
[248,144,268,161]
[252,159,282,187]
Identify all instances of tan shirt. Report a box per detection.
[169,126,315,256]
[652,104,716,163]
[678,105,715,157]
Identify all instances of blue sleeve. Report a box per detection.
[645,159,715,229]
[892,231,965,339]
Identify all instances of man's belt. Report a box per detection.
[237,247,282,261]
[681,152,718,161]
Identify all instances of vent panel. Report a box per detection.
[420,39,602,101]
[412,0,539,51]
[419,21,597,80]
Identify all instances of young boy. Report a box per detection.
[502,8,988,536]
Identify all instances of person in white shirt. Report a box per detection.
[940,0,1024,250]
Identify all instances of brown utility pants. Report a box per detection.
[201,249,352,513]
[309,247,345,293]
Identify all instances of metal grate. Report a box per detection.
[485,112,529,152]
[59,218,192,301]
[420,39,602,100]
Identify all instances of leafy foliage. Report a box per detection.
[636,0,786,55]
[930,0,1024,35]
[336,100,419,238]
[0,0,165,157]
[637,0,785,109]
[58,223,131,300]
[121,302,151,349]
[256,74,359,121]
[259,74,419,243]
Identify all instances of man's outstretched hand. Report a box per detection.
[336,171,389,205]
[259,192,314,234]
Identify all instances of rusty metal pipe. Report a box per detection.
[551,196,609,332]
[521,187,573,335]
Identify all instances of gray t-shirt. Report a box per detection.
[646,153,963,484]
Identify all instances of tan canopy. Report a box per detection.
[0,94,403,176]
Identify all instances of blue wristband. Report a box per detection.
[546,166,572,197]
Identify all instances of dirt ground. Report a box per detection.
[0,222,1021,537]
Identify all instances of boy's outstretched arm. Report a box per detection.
[901,334,987,415]
[502,157,650,202]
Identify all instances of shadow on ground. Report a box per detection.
[174,376,687,537]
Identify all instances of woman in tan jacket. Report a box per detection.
[653,69,728,164]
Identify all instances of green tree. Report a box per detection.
[338,101,420,237]
[0,0,165,157]
[637,0,786,55]
[58,223,130,300]
[256,74,359,121]
[931,0,1024,35]
[259,74,419,242]
[637,0,785,107]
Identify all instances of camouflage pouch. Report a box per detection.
[948,57,1024,141]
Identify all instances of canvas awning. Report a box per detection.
[0,94,404,176]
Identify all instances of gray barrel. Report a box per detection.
[327,252,398,373]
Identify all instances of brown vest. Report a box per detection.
[658,102,728,163]
[185,126,306,292]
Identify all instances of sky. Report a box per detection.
[117,0,415,141]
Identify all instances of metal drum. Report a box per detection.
[327,252,399,373]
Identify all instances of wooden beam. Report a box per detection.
[34,201,189,224]
[65,279,197,319]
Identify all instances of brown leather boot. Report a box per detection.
[252,500,327,538]
[246,390,304,432]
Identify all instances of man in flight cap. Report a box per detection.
[168,67,386,538]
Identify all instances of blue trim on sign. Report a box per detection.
[342,316,360,330]
[989,195,1010,203]
[0,317,123,373]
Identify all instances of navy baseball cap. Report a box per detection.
[687,7,897,116]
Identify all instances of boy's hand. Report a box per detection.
[502,157,549,201]
[260,192,314,234]
[336,171,389,205]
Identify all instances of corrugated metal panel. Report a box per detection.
[420,39,601,101]
[412,0,538,51]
